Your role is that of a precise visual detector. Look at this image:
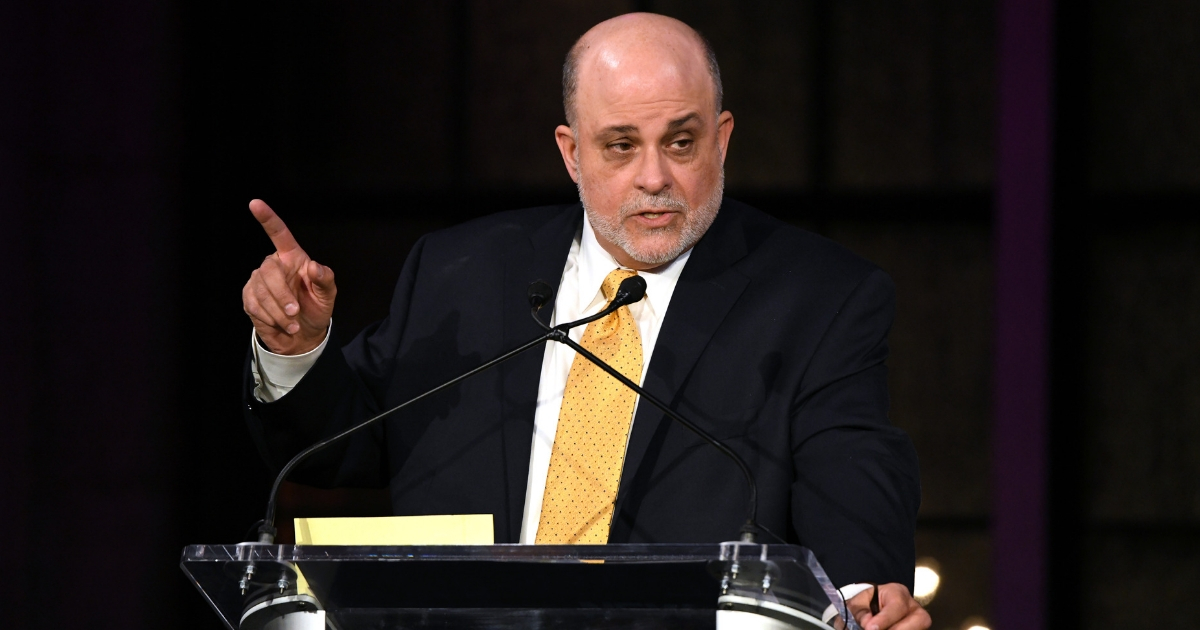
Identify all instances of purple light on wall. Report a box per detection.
[993,0,1053,628]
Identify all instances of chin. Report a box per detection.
[621,233,682,262]
[579,169,725,267]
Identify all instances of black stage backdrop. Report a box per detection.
[3,1,1200,629]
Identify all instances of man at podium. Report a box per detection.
[240,12,928,630]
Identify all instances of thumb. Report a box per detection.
[307,260,336,298]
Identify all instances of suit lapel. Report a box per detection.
[497,205,582,543]
[612,202,752,540]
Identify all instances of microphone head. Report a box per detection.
[527,280,555,310]
[613,275,648,306]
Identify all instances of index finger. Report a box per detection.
[249,199,302,254]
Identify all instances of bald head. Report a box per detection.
[552,13,734,269]
[562,13,722,128]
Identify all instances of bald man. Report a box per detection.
[242,13,927,629]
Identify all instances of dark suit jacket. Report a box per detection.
[245,199,921,588]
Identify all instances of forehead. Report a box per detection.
[574,37,714,131]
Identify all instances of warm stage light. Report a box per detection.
[912,557,941,605]
[960,614,990,630]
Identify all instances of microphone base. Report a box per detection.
[713,540,850,630]
[241,594,324,630]
[716,600,833,630]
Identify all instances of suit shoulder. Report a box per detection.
[776,226,882,280]
[726,199,885,289]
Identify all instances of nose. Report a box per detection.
[633,147,672,195]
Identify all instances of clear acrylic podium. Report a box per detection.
[181,542,860,629]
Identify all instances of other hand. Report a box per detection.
[847,583,930,630]
[242,199,336,355]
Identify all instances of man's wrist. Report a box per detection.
[821,583,876,623]
[251,322,331,402]
[256,329,328,356]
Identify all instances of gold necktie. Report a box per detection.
[536,269,643,544]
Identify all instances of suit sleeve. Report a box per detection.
[242,236,429,489]
[789,268,921,589]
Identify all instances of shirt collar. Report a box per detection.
[577,210,692,317]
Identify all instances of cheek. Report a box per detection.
[581,165,630,205]
[675,164,719,206]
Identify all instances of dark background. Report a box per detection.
[2,1,1198,629]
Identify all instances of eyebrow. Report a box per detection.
[596,113,704,138]
[598,124,638,136]
[667,112,701,130]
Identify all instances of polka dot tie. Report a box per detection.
[536,269,643,544]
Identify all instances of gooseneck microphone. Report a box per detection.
[253,277,646,545]
[528,281,763,543]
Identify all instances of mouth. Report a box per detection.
[631,208,677,219]
[627,209,680,230]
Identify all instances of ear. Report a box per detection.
[715,111,734,165]
[555,125,580,183]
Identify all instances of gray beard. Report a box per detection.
[578,171,724,267]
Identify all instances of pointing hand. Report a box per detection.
[241,199,336,355]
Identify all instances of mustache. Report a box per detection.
[619,191,690,218]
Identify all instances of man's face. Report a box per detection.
[555,41,734,270]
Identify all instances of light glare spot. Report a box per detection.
[960,615,990,630]
[913,564,941,604]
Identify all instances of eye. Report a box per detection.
[608,141,634,153]
[670,137,694,151]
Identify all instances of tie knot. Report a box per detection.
[601,269,638,302]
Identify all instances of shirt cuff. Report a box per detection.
[250,323,331,403]
[821,583,875,624]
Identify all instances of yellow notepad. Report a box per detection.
[294,514,494,545]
